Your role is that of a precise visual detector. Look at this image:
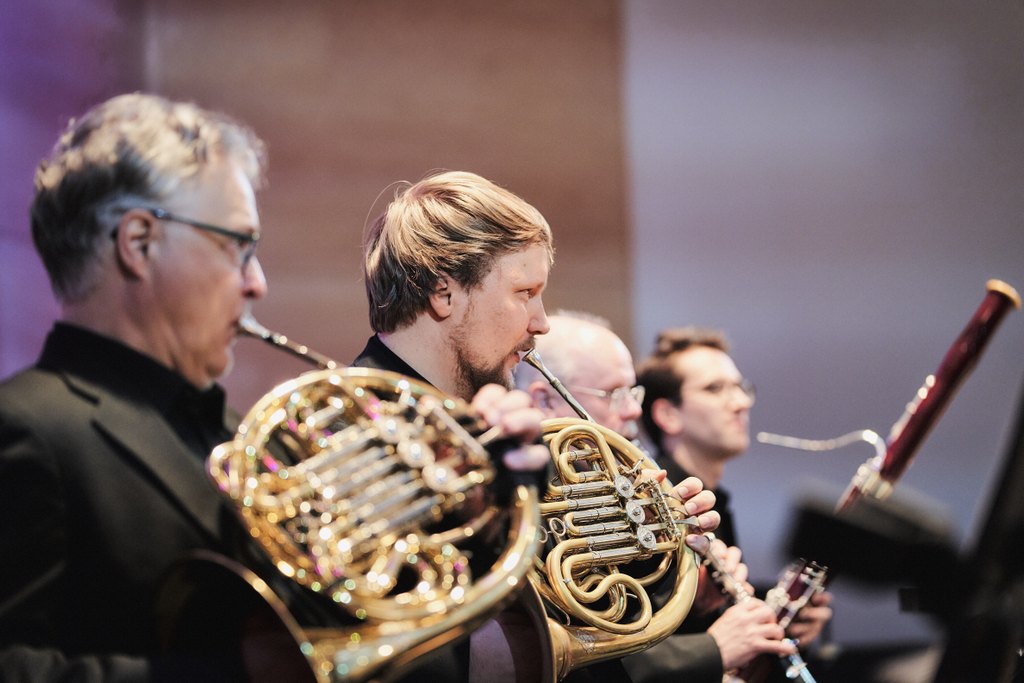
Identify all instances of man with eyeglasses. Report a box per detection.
[0,93,284,681]
[637,328,754,548]
[514,311,646,441]
[515,312,800,682]
[637,327,833,657]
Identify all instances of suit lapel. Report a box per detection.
[70,375,227,543]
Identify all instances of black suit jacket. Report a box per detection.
[0,325,239,682]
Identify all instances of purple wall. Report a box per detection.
[1,0,142,374]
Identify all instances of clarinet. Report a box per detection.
[701,536,818,683]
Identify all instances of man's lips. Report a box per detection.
[514,338,536,362]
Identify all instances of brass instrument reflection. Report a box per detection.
[520,349,700,680]
[160,317,540,682]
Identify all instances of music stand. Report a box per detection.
[782,373,1024,681]
[933,374,1024,682]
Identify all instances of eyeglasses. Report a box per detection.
[687,378,756,404]
[569,384,646,411]
[151,208,260,270]
[114,207,260,270]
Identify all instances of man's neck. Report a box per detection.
[665,441,726,490]
[63,298,152,364]
[61,291,212,391]
[378,322,467,400]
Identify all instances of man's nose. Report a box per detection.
[529,299,550,336]
[730,388,753,409]
[621,392,643,420]
[243,256,268,299]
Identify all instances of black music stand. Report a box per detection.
[933,375,1024,682]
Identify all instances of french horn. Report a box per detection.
[158,317,541,683]
[520,350,701,680]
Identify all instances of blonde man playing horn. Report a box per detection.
[515,312,798,682]
[355,171,722,682]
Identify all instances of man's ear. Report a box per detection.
[113,208,155,280]
[428,275,455,319]
[651,397,683,435]
[527,381,556,413]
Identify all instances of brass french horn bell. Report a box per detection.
[159,317,541,683]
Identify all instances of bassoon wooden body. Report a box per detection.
[742,279,1020,683]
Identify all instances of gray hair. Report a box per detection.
[31,93,266,301]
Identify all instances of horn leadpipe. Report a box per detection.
[523,349,593,421]
[238,314,338,370]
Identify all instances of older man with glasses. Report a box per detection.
[515,311,646,441]
[121,207,261,269]
[0,93,278,682]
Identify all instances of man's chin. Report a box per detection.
[208,350,233,386]
[726,439,749,458]
[460,363,515,397]
[482,358,518,392]
[619,423,640,442]
[500,367,517,391]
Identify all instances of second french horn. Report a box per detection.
[521,350,701,680]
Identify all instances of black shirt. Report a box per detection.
[655,450,738,549]
[38,322,232,458]
[351,334,427,382]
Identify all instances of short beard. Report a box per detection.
[449,304,522,399]
[453,342,514,399]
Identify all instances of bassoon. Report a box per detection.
[741,279,1020,683]
[837,279,1020,510]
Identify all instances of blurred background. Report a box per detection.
[3,0,1023,673]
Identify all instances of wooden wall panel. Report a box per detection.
[141,0,630,410]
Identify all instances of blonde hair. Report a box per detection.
[31,93,266,301]
[363,170,554,333]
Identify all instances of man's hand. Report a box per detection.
[693,539,752,616]
[634,471,719,555]
[708,600,797,671]
[470,384,549,471]
[785,590,833,646]
[665,475,719,556]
